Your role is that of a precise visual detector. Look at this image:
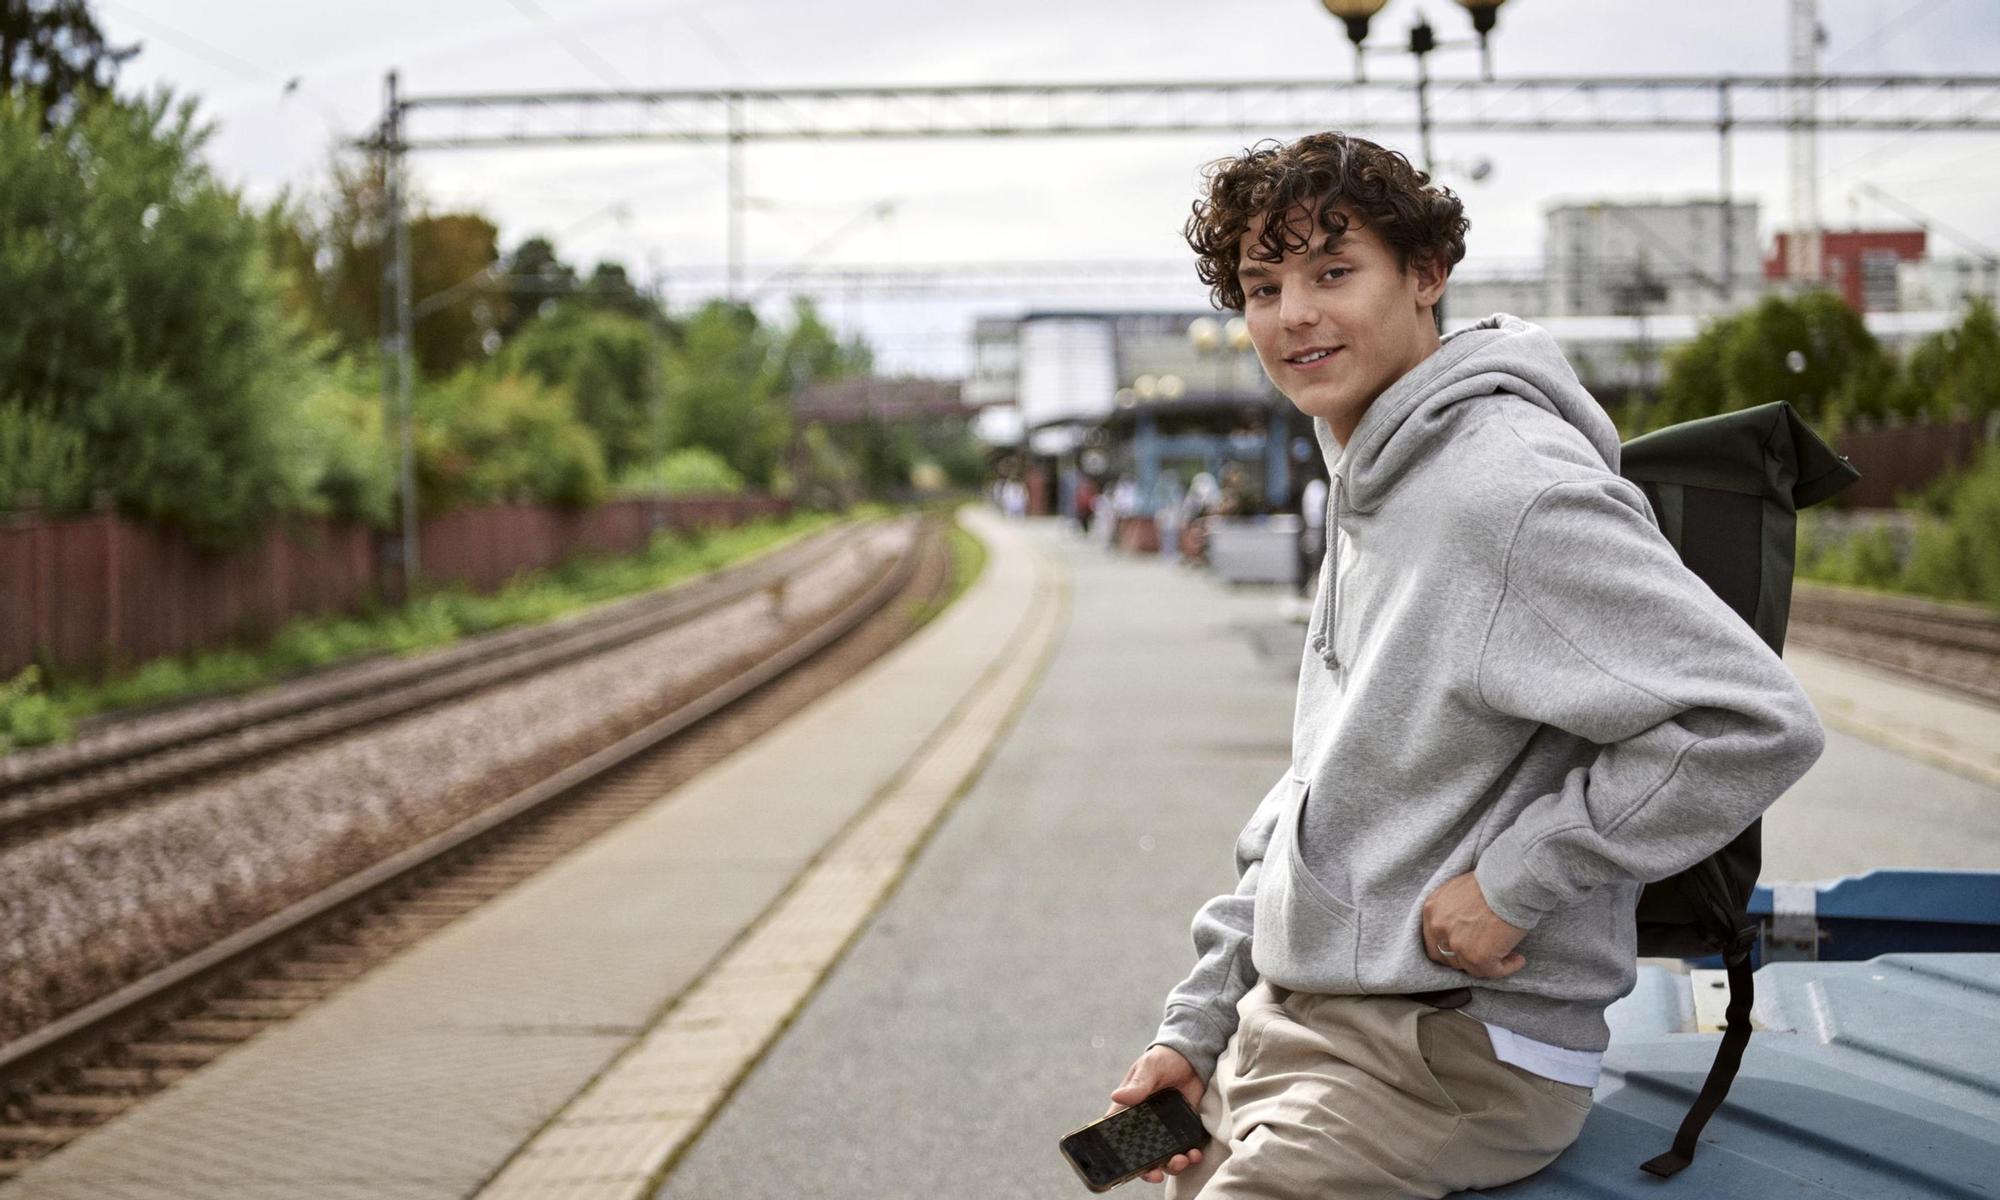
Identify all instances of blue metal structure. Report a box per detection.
[1457,871,2000,1198]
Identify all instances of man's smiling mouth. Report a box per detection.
[1287,347,1342,366]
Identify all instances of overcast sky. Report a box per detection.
[96,0,2000,375]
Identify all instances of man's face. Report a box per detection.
[1237,204,1446,442]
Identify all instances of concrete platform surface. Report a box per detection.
[0,506,1062,1200]
[1783,642,2000,788]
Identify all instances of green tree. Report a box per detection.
[1721,291,1881,426]
[1898,298,2000,424]
[1654,316,1732,432]
[580,260,659,322]
[503,303,664,475]
[662,301,792,488]
[0,398,87,510]
[497,235,577,339]
[270,153,504,376]
[1657,291,1883,431]
[775,295,871,384]
[0,90,318,544]
[294,359,395,526]
[1,0,134,129]
[416,370,605,512]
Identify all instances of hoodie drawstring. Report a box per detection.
[1313,476,1342,670]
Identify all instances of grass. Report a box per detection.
[909,504,990,631]
[2,503,906,754]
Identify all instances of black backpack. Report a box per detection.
[1616,400,1861,1178]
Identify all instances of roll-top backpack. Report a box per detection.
[1614,400,1861,1178]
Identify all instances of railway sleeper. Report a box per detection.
[76,1065,189,1090]
[0,1124,76,1147]
[121,1041,231,1066]
[28,1093,136,1119]
[203,996,315,1020]
[160,1019,261,1043]
[296,944,378,964]
[235,978,334,1000]
[271,960,364,981]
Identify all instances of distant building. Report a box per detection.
[1765,229,1928,312]
[1897,257,2000,315]
[1545,199,1763,319]
[1445,267,1546,322]
[967,310,1299,520]
[792,378,967,426]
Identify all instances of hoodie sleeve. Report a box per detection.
[1147,768,1294,1081]
[1471,477,1826,931]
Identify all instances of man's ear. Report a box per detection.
[1413,254,1448,310]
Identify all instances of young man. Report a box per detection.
[1106,132,1826,1197]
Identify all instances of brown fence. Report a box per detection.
[0,494,790,679]
[1832,417,1991,509]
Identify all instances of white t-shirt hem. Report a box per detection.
[1452,1012,1603,1088]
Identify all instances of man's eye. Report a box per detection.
[1250,285,1277,299]
[1322,267,1349,281]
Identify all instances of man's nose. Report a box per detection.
[1277,280,1317,326]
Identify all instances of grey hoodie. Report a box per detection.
[1151,314,1826,1080]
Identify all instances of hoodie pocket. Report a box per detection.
[1252,780,1362,993]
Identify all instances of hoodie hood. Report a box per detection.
[1309,313,1622,669]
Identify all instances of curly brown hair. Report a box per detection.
[1185,132,1469,312]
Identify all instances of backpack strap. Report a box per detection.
[1640,923,1760,1179]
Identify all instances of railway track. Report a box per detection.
[0,512,953,1179]
[0,520,879,844]
[1786,580,2000,706]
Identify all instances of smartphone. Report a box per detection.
[1059,1088,1209,1193]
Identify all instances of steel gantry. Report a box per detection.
[364,71,1999,586]
[389,75,2000,147]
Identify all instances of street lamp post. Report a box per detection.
[1320,1,1509,329]
[1321,0,1512,174]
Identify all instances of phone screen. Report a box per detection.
[1060,1089,1207,1192]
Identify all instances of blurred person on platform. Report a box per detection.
[1110,475,1140,548]
[1104,131,1825,1199]
[1075,475,1100,538]
[1153,470,1186,562]
[1180,471,1221,565]
[1296,472,1328,608]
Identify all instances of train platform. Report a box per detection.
[5,510,1995,1199]
[0,505,1066,1200]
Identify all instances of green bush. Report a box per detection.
[1797,444,2000,610]
[1899,443,2000,607]
[504,304,666,475]
[614,447,746,497]
[0,667,73,751]
[416,369,606,512]
[294,360,395,525]
[0,398,88,511]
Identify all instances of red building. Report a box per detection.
[1764,229,1928,312]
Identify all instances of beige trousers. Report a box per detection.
[1164,980,1593,1200]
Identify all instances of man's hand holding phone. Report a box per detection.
[1106,1045,1206,1184]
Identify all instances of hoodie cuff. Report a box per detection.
[1475,825,1566,932]
[1151,1003,1231,1083]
